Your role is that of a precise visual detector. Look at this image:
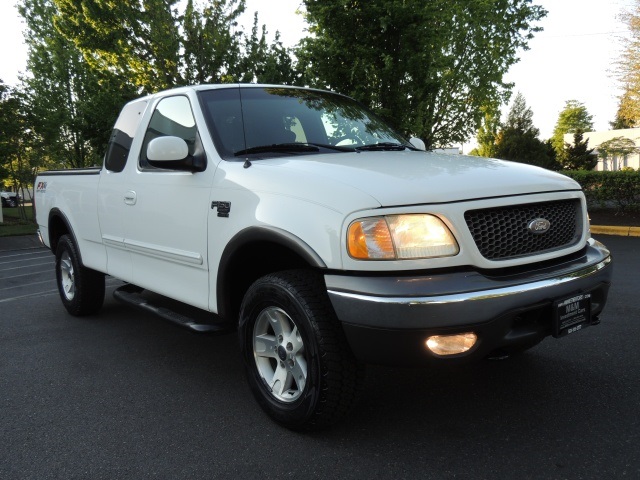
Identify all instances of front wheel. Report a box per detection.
[239,270,364,431]
[55,234,105,316]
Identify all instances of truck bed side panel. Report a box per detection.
[35,169,107,272]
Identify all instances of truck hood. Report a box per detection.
[259,151,580,207]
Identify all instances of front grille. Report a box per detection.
[464,200,582,260]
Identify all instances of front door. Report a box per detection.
[124,95,215,310]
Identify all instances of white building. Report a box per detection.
[564,128,640,171]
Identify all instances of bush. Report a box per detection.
[563,170,640,211]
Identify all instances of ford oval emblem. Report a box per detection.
[527,218,551,234]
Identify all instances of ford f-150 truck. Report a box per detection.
[35,84,612,430]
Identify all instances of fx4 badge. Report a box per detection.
[211,201,231,217]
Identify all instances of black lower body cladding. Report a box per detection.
[326,240,612,366]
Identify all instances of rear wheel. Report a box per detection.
[239,270,364,431]
[55,234,105,316]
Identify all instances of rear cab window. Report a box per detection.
[104,99,148,173]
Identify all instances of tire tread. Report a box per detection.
[240,269,364,431]
[55,234,105,316]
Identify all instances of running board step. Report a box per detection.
[113,284,234,334]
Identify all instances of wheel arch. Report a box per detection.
[216,226,327,322]
[48,208,81,262]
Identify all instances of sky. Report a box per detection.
[0,0,635,145]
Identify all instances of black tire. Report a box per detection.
[55,234,105,316]
[238,270,364,431]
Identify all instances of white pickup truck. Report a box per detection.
[35,84,612,430]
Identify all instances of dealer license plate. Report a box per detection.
[553,293,592,338]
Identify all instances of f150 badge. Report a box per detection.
[211,201,231,217]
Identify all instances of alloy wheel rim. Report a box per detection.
[253,307,307,402]
[60,251,75,301]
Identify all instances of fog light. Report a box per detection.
[426,333,477,356]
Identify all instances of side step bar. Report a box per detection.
[113,284,234,334]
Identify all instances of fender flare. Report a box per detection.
[216,226,327,318]
[47,208,83,264]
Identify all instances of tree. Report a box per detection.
[551,100,594,157]
[19,0,137,169]
[561,131,597,170]
[53,0,182,92]
[0,81,12,184]
[13,0,298,172]
[473,105,501,158]
[610,87,639,129]
[52,0,298,93]
[0,81,38,216]
[182,0,245,84]
[614,1,640,128]
[297,0,546,150]
[596,136,639,170]
[237,14,299,85]
[493,92,559,169]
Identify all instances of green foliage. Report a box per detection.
[563,170,640,212]
[493,93,559,170]
[467,147,481,156]
[237,14,299,85]
[614,2,640,128]
[0,206,37,237]
[610,88,638,129]
[19,0,138,170]
[0,81,40,213]
[297,0,546,149]
[561,131,597,170]
[504,92,538,134]
[474,106,501,158]
[182,0,244,84]
[596,136,639,159]
[11,0,298,173]
[52,0,297,92]
[0,81,15,182]
[551,100,594,157]
[53,0,182,91]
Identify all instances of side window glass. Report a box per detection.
[140,96,198,169]
[198,88,244,158]
[104,100,147,172]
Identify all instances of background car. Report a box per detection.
[1,191,19,208]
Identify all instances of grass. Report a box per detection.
[0,205,38,237]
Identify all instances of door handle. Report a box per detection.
[124,191,137,205]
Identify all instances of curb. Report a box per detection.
[591,225,640,237]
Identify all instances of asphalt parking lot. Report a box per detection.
[1,235,639,479]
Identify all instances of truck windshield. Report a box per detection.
[198,86,413,159]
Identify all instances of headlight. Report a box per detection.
[347,214,459,260]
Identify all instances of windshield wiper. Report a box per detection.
[354,142,408,151]
[234,143,320,156]
[304,142,356,152]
